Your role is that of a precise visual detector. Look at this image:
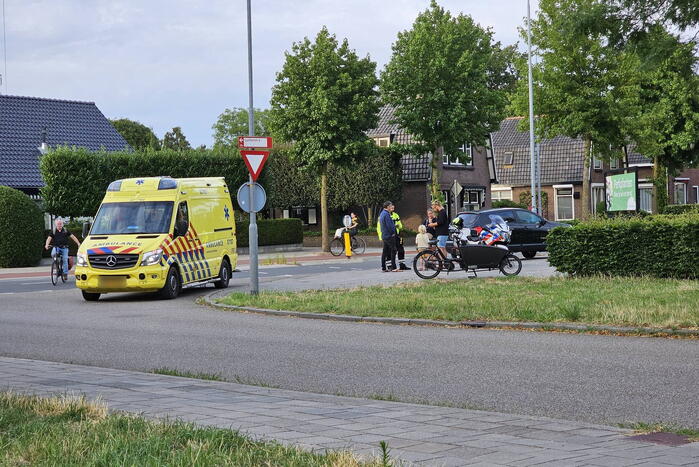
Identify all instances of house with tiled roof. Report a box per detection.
[490,117,699,220]
[0,95,129,197]
[367,105,498,229]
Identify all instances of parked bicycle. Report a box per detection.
[330,230,366,256]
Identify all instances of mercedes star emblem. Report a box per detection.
[105,255,117,267]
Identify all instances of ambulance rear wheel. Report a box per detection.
[159,266,181,299]
[214,259,231,289]
[81,291,100,301]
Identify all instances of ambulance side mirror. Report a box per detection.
[82,221,91,238]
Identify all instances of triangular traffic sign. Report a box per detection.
[241,150,269,181]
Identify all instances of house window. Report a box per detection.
[694,186,699,204]
[491,189,513,201]
[504,151,514,165]
[674,182,687,204]
[593,157,602,170]
[591,185,605,214]
[378,138,389,147]
[462,190,483,211]
[555,187,574,220]
[610,159,619,170]
[444,144,471,166]
[639,186,653,213]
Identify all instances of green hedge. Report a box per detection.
[662,204,699,215]
[235,218,303,248]
[492,200,526,209]
[40,147,248,218]
[547,215,699,279]
[0,187,45,267]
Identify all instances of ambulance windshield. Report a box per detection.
[91,202,174,235]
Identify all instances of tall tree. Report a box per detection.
[110,118,160,150]
[627,27,699,212]
[381,1,513,199]
[511,0,641,218]
[212,108,271,149]
[269,27,380,252]
[162,127,192,151]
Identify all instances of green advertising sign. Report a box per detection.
[606,172,637,212]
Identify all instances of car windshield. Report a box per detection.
[457,213,479,227]
[91,202,174,235]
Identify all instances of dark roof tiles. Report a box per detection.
[0,94,129,189]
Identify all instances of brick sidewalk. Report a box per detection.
[1,357,697,466]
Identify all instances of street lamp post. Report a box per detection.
[527,0,538,214]
[246,0,259,295]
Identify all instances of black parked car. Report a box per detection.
[455,208,570,258]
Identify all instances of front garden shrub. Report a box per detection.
[662,204,699,215]
[547,215,699,278]
[235,218,303,248]
[0,187,45,267]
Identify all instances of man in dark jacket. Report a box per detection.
[378,201,399,272]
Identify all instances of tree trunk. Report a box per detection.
[431,146,443,201]
[320,165,330,252]
[581,137,592,219]
[652,158,668,214]
[367,206,374,229]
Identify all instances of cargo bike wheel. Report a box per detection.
[499,253,522,276]
[413,250,443,279]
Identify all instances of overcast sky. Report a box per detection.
[1,0,537,147]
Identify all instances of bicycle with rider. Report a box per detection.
[44,218,81,280]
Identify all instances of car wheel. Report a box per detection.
[214,259,231,289]
[522,250,537,259]
[158,266,181,299]
[81,291,100,301]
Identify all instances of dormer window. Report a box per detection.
[443,143,473,166]
[504,151,514,166]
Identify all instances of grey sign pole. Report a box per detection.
[246,0,259,295]
[527,0,538,215]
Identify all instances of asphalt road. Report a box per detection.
[0,262,697,429]
[0,252,556,294]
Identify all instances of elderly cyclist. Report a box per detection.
[44,218,81,280]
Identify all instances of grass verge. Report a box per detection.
[0,392,382,466]
[152,368,280,389]
[620,422,699,441]
[219,276,699,330]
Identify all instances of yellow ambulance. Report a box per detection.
[75,177,237,301]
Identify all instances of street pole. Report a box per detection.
[527,0,537,214]
[246,0,258,295]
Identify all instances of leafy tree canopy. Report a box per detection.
[110,118,160,151]
[212,108,271,149]
[269,26,380,169]
[162,127,192,151]
[381,1,513,157]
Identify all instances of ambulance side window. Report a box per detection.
[174,202,189,237]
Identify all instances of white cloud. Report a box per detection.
[1,0,537,146]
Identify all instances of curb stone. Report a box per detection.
[203,291,699,337]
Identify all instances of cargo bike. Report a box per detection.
[413,214,522,279]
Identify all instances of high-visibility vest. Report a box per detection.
[377,212,403,241]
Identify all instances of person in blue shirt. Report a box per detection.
[378,201,399,272]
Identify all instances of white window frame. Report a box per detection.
[674,182,688,205]
[491,188,513,202]
[553,184,575,221]
[610,159,619,170]
[638,183,653,213]
[503,151,514,165]
[593,157,602,170]
[694,186,699,204]
[591,183,605,214]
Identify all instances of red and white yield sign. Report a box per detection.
[238,136,273,181]
[241,150,269,181]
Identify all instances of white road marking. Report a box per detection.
[328,266,340,269]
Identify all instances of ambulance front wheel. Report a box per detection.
[214,259,231,289]
[81,291,100,301]
[159,266,181,299]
